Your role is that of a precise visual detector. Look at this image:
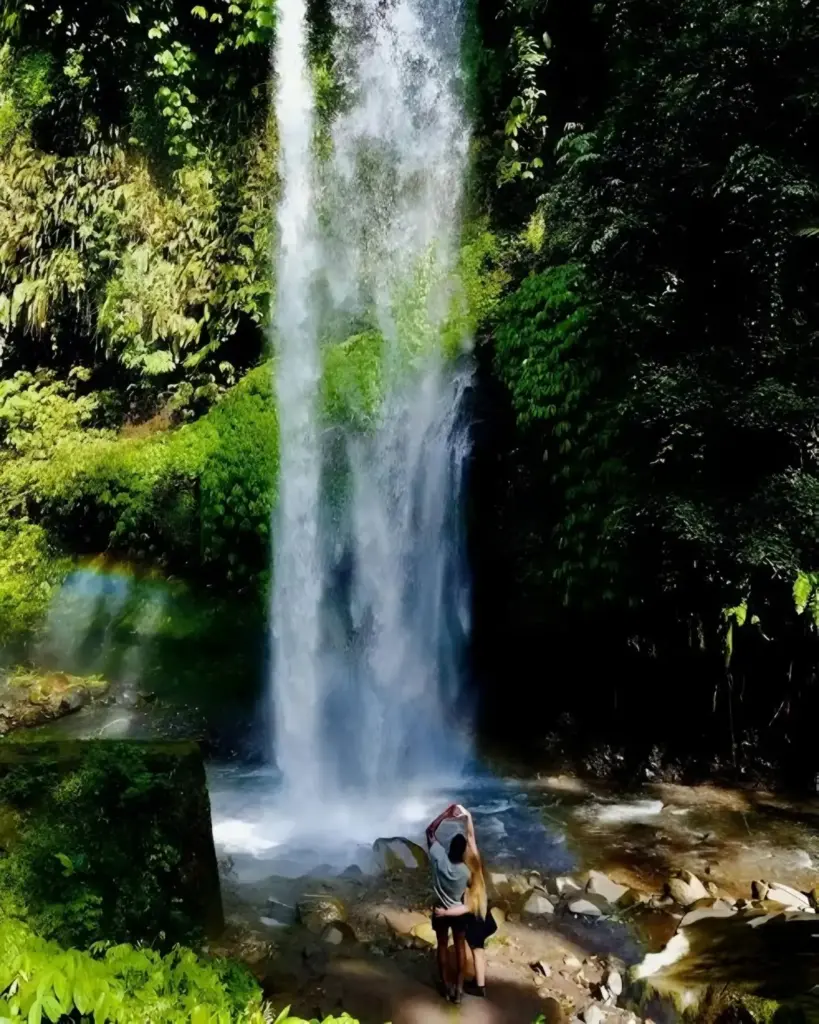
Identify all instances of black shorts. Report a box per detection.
[431,909,498,948]
[431,909,468,938]
[464,910,498,950]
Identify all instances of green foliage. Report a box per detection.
[497,26,548,185]
[199,363,278,582]
[0,121,275,380]
[0,743,218,948]
[494,264,623,602]
[491,0,819,622]
[0,523,69,644]
[322,331,384,430]
[0,43,52,149]
[0,917,266,1024]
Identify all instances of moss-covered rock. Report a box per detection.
[0,668,108,736]
[0,739,223,948]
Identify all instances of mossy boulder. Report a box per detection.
[0,739,223,948]
[0,668,109,736]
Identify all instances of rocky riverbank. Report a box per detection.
[210,823,819,1024]
[0,668,109,736]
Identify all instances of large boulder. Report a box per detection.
[297,895,347,934]
[679,899,737,928]
[765,883,811,912]
[373,836,429,871]
[667,870,710,908]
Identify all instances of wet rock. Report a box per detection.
[61,688,87,713]
[556,876,583,896]
[297,896,346,934]
[524,892,556,916]
[532,960,553,977]
[259,916,287,929]
[679,899,736,928]
[666,870,709,908]
[372,837,428,871]
[751,880,770,901]
[617,888,647,910]
[586,871,628,905]
[606,969,623,997]
[810,887,819,910]
[568,897,605,919]
[766,883,811,911]
[321,921,356,945]
[564,955,582,969]
[580,1004,605,1024]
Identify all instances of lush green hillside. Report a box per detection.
[1,0,818,771]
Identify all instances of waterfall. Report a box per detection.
[270,0,324,792]
[271,0,472,806]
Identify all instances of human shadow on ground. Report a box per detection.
[262,948,549,1024]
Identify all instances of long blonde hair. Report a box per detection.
[464,845,488,919]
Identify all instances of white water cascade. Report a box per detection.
[270,0,472,812]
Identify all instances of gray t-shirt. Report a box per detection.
[429,840,470,909]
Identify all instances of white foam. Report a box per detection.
[586,800,665,825]
[632,932,690,980]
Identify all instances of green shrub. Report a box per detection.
[0,522,69,645]
[0,917,265,1024]
[199,363,277,583]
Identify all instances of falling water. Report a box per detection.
[270,0,324,792]
[271,0,472,807]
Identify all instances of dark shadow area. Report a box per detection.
[260,946,549,1023]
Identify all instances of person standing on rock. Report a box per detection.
[426,803,470,1003]
[433,804,496,999]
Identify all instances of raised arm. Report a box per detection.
[456,804,478,859]
[426,804,457,848]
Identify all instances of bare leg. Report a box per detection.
[473,947,487,988]
[436,932,449,991]
[454,932,467,996]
